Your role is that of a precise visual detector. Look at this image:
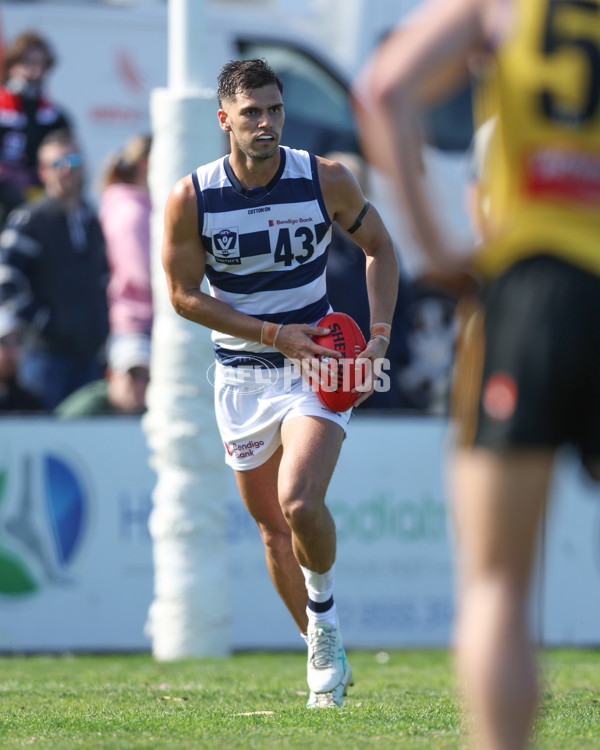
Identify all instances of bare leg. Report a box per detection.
[278,415,344,573]
[234,446,308,633]
[451,448,555,750]
[234,416,344,634]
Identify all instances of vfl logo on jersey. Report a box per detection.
[212,228,241,265]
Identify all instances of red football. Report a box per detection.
[310,312,367,412]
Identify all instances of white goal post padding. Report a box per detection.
[143,88,231,660]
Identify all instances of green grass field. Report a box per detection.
[0,649,599,749]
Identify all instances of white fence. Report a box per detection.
[0,415,598,652]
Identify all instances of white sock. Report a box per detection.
[300,563,337,626]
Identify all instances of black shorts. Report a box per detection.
[452,254,600,466]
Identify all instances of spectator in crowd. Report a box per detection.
[0,128,109,410]
[0,31,71,217]
[0,307,44,413]
[55,333,151,418]
[99,134,153,339]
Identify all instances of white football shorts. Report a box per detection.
[213,360,352,471]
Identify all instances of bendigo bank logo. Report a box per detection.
[0,453,87,597]
[225,439,265,460]
[212,228,241,264]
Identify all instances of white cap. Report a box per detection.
[0,308,19,339]
[108,334,151,373]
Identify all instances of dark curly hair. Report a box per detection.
[217,59,283,107]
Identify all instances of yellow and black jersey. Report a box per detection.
[474,0,600,278]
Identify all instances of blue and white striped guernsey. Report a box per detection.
[191,146,333,367]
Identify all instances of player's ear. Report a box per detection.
[217,108,231,132]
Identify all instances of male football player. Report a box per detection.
[162,59,398,707]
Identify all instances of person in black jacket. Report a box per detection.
[0,129,109,409]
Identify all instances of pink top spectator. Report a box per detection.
[100,182,153,336]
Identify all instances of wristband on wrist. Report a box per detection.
[260,321,281,347]
[373,333,390,344]
[273,324,283,346]
[370,323,392,341]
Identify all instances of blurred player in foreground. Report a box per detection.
[161,59,398,707]
[355,0,600,747]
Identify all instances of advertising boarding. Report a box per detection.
[0,418,599,652]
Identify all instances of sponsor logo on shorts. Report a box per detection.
[226,439,265,460]
[321,406,341,416]
[483,372,518,422]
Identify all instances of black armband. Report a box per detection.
[346,201,370,234]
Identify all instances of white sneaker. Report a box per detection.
[306,619,348,693]
[306,662,353,708]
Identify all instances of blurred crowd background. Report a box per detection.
[0,10,468,419]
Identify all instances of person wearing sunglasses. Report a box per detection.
[0,129,109,410]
